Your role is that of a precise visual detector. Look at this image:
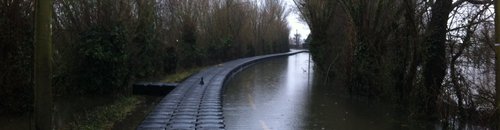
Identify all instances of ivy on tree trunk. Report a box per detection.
[421,0,452,121]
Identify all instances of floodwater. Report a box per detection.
[223,52,426,130]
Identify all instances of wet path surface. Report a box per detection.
[223,53,313,130]
[223,53,411,130]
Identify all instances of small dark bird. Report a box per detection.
[200,77,204,85]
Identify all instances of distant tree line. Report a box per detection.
[295,0,496,128]
[0,0,290,114]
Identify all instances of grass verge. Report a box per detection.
[69,96,141,130]
[160,67,205,83]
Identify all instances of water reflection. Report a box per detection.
[223,53,422,130]
[223,53,312,130]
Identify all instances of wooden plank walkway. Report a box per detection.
[137,50,307,130]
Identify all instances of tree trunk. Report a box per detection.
[34,0,53,129]
[421,0,452,120]
[495,0,500,128]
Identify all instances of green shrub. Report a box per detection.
[75,24,130,94]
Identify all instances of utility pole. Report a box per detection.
[34,0,53,129]
[495,0,500,128]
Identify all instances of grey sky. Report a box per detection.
[283,0,311,39]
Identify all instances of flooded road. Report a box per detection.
[223,53,415,130]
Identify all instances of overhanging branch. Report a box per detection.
[452,0,493,7]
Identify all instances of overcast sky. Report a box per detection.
[283,0,311,40]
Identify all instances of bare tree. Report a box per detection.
[294,0,497,127]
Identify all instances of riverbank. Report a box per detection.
[0,67,204,130]
[110,67,205,130]
[100,67,207,130]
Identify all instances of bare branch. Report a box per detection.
[452,0,493,7]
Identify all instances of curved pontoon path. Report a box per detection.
[137,50,308,130]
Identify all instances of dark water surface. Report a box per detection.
[223,53,427,130]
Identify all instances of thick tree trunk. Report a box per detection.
[421,0,452,120]
[34,0,53,129]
